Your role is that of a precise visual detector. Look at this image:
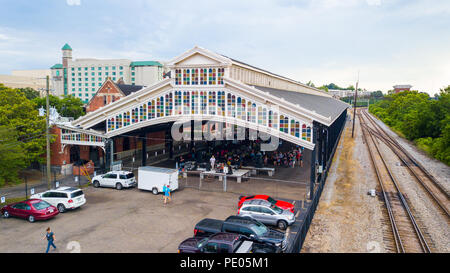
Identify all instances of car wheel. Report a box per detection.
[93,180,100,188]
[57,204,66,213]
[28,215,35,223]
[116,183,123,190]
[277,220,287,230]
[152,187,158,195]
[3,211,9,218]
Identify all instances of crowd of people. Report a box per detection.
[177,141,304,171]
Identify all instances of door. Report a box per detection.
[247,206,264,222]
[259,207,276,225]
[103,173,117,187]
[41,192,56,207]
[12,203,28,219]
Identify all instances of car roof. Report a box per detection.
[242,199,270,207]
[108,171,132,174]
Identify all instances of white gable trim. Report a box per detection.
[166,46,231,67]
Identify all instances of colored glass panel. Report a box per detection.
[148,100,155,119]
[227,93,236,117]
[175,69,182,85]
[124,111,131,126]
[183,91,190,114]
[200,68,208,85]
[209,68,216,85]
[200,91,207,115]
[191,69,199,85]
[208,91,216,115]
[157,96,164,117]
[175,91,182,115]
[218,68,224,84]
[217,91,225,116]
[191,91,198,114]
[183,69,191,85]
[165,93,173,116]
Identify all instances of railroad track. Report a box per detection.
[357,109,431,253]
[361,109,450,218]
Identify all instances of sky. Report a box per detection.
[0,0,449,95]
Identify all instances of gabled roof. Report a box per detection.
[130,61,162,67]
[62,43,72,50]
[252,85,349,123]
[50,64,63,69]
[116,84,145,96]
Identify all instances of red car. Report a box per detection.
[238,195,295,213]
[1,199,59,223]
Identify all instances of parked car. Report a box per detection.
[30,187,86,213]
[193,216,287,251]
[238,199,295,230]
[178,232,282,253]
[92,171,136,190]
[238,195,295,213]
[1,199,59,223]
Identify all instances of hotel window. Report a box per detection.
[200,68,207,85]
[105,66,109,70]
[124,111,130,126]
[191,69,199,85]
[85,83,88,87]
[92,88,95,91]
[131,77,135,82]
[71,68,74,71]
[116,114,122,129]
[280,116,289,134]
[113,77,116,81]
[131,67,135,71]
[91,67,95,70]
[78,78,82,81]
[120,72,123,75]
[105,72,109,76]
[92,78,95,81]
[98,67,102,70]
[183,69,190,85]
[78,83,81,87]
[84,67,88,71]
[85,78,88,81]
[139,105,147,122]
[112,66,116,70]
[72,78,75,81]
[237,97,246,120]
[98,72,102,76]
[131,108,138,123]
[119,66,123,70]
[78,67,81,71]
[78,73,81,76]
[175,69,182,85]
[113,72,116,76]
[99,83,102,86]
[209,68,216,85]
[131,72,135,76]
[91,72,95,76]
[85,72,88,76]
[98,78,102,81]
[72,73,75,76]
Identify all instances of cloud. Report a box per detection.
[66,0,81,6]
[366,0,382,6]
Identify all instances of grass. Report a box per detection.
[1,196,27,207]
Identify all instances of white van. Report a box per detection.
[138,166,179,195]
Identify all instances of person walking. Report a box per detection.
[163,184,171,204]
[44,227,56,253]
[210,155,216,171]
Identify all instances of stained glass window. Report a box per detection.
[183,69,190,85]
[175,91,182,115]
[208,91,216,115]
[209,68,216,85]
[200,69,208,85]
[302,124,307,140]
[124,111,131,126]
[183,91,190,115]
[295,122,300,138]
[165,93,173,116]
[139,105,147,122]
[251,103,256,123]
[290,120,296,136]
[217,91,225,116]
[227,93,236,117]
[307,126,312,142]
[247,101,252,122]
[218,68,224,84]
[116,114,122,129]
[175,69,182,85]
[157,96,164,117]
[107,118,114,131]
[191,91,198,114]
[132,108,139,124]
[191,69,199,85]
[280,115,289,133]
[148,101,155,119]
[200,91,207,115]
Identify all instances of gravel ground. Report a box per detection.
[301,115,386,253]
[367,112,450,253]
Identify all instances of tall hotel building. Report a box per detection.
[50,43,164,103]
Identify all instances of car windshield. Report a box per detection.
[197,238,208,249]
[271,205,283,214]
[266,197,277,205]
[32,201,51,210]
[71,190,84,198]
[251,222,268,236]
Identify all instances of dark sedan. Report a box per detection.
[1,199,59,223]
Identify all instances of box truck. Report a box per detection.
[138,166,179,195]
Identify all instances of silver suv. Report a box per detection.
[237,199,295,230]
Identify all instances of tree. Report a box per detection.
[33,95,85,119]
[17,87,40,100]
[0,84,47,167]
[306,81,315,87]
[0,126,27,186]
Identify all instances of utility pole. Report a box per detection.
[46,75,51,190]
[351,72,359,138]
